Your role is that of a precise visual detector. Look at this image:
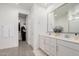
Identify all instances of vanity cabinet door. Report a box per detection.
[57,44,79,56]
[39,36,45,51]
[44,37,56,56]
[57,39,79,51]
[39,35,57,56]
[57,39,79,56]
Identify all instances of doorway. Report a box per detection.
[18,13,27,42]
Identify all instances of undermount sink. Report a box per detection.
[64,34,79,42]
[64,34,71,38]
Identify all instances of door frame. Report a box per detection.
[18,13,28,42]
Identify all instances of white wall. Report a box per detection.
[0,4,18,49]
[18,5,30,15]
[27,4,47,49]
[33,4,47,49]
[26,5,34,46]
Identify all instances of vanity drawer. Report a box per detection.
[44,42,56,56]
[45,37,56,46]
[57,39,79,51]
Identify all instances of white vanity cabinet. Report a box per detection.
[57,39,79,56]
[39,34,79,56]
[39,35,56,56]
[39,35,45,51]
[44,37,56,56]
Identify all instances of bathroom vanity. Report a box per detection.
[39,33,79,56]
[41,3,79,56]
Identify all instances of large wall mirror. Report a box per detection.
[47,3,79,33]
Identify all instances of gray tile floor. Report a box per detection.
[0,41,35,56]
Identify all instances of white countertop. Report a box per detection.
[40,33,79,44]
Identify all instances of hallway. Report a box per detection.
[0,41,35,56]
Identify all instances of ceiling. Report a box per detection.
[18,3,33,10]
[18,3,56,10]
[36,3,54,8]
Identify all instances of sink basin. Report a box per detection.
[64,35,70,38]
